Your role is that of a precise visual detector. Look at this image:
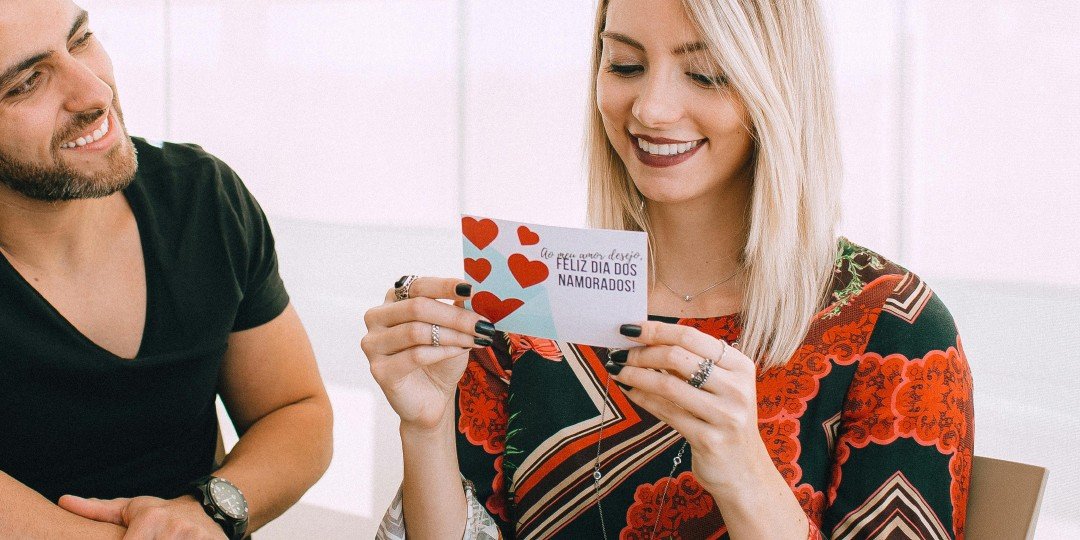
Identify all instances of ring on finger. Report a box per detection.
[394,275,419,301]
[431,324,441,347]
[712,340,728,366]
[687,358,713,388]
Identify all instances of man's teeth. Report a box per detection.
[60,117,110,149]
[636,137,700,156]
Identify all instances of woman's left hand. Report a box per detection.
[606,320,771,496]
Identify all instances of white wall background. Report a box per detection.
[80,1,1080,537]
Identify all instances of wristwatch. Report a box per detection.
[188,475,249,540]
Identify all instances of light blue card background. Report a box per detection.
[461,215,647,348]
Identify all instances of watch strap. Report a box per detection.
[189,475,249,540]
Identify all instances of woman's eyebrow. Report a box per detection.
[600,31,645,51]
[600,31,707,56]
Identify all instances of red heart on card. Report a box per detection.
[517,226,540,246]
[471,291,524,324]
[464,258,492,283]
[462,217,499,250]
[508,254,549,288]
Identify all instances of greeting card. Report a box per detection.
[461,214,647,348]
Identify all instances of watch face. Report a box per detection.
[209,478,248,520]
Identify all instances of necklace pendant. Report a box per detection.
[683,295,693,302]
[594,470,602,481]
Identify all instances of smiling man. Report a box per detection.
[0,1,332,538]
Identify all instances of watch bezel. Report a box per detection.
[207,476,249,521]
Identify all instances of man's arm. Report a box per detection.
[58,303,333,536]
[213,303,334,531]
[0,472,125,539]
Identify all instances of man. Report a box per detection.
[0,1,333,538]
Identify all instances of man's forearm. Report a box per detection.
[213,395,334,531]
[0,472,126,539]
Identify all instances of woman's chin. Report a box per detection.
[632,179,702,205]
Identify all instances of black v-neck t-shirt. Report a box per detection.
[0,138,289,502]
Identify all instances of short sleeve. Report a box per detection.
[216,164,289,332]
[824,283,974,539]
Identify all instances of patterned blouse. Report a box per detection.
[379,239,974,539]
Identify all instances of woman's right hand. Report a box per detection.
[361,276,496,432]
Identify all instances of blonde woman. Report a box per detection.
[364,0,973,538]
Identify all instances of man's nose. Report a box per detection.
[59,57,113,115]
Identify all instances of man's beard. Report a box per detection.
[0,106,138,202]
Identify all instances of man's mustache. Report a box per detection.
[52,109,107,147]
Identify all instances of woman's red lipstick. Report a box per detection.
[631,132,706,168]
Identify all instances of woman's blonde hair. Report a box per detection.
[586,0,841,369]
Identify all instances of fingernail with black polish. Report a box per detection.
[395,275,408,288]
[604,361,624,376]
[615,381,633,392]
[456,283,472,297]
[474,336,493,347]
[608,349,629,365]
[619,324,642,338]
[475,320,497,337]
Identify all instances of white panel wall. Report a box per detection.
[69,1,1080,537]
[905,1,1080,285]
[461,1,595,226]
[80,0,167,141]
[822,0,904,259]
[167,1,461,228]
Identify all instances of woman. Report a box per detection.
[364,0,973,538]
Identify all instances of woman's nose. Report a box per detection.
[631,71,684,128]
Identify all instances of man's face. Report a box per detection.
[0,0,136,202]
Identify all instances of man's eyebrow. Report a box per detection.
[69,10,89,41]
[600,31,709,56]
[0,52,52,93]
[0,10,89,93]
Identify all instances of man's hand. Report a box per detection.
[58,494,225,539]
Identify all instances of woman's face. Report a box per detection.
[596,0,754,205]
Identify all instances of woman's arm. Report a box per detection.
[362,277,498,539]
[824,292,973,538]
[398,412,469,539]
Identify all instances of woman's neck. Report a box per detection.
[645,181,751,318]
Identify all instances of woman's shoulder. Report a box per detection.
[821,237,961,357]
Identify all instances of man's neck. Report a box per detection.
[0,187,125,274]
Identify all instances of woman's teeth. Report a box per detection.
[60,117,110,149]
[636,137,700,156]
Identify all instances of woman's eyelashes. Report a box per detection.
[605,62,728,88]
[607,63,644,77]
[688,72,729,88]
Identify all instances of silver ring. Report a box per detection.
[394,275,418,301]
[712,341,728,366]
[431,324,441,347]
[687,359,713,388]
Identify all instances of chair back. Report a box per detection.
[967,455,1048,539]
